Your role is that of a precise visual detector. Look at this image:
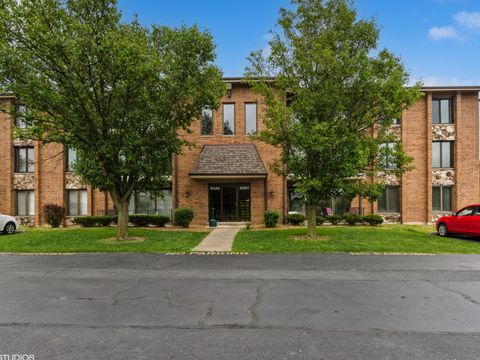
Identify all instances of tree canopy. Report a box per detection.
[0,0,225,239]
[245,0,423,237]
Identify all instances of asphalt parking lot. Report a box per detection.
[1,253,480,359]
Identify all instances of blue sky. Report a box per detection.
[118,0,480,86]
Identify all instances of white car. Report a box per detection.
[0,214,19,235]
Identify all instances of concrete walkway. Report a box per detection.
[193,226,244,252]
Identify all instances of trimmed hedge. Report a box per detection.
[364,214,384,226]
[264,210,280,228]
[43,204,65,228]
[325,214,342,225]
[316,216,325,225]
[129,214,170,227]
[174,208,194,228]
[344,213,363,226]
[74,214,170,227]
[74,216,113,227]
[286,213,306,225]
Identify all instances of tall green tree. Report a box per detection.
[0,0,224,240]
[246,0,422,237]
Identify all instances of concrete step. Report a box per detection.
[216,222,248,227]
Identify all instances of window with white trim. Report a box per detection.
[432,186,452,212]
[16,190,34,216]
[432,141,453,168]
[378,186,400,213]
[68,190,88,216]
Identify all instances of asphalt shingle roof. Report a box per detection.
[189,144,267,176]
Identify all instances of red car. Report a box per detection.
[436,204,480,237]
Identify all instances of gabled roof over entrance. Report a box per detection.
[189,144,267,179]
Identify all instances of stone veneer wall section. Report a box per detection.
[13,174,35,189]
[432,169,455,186]
[432,124,455,141]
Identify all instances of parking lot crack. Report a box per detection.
[248,282,264,326]
[198,301,214,327]
[111,278,144,306]
[427,281,480,307]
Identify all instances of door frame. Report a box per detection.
[208,183,251,221]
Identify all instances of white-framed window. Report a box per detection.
[68,189,88,216]
[128,190,173,216]
[378,186,400,213]
[66,148,77,172]
[432,98,453,124]
[14,146,34,173]
[201,108,213,135]
[14,104,27,128]
[432,186,453,212]
[245,103,257,135]
[379,142,397,169]
[16,190,34,216]
[223,103,235,135]
[432,141,453,168]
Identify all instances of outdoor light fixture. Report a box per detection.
[226,82,232,98]
[269,190,275,197]
[185,191,190,198]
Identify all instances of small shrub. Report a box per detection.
[245,222,252,230]
[129,214,170,227]
[174,208,194,228]
[96,216,114,227]
[264,210,280,228]
[325,214,342,225]
[286,213,306,225]
[364,214,384,226]
[316,216,325,225]
[150,215,170,227]
[129,215,149,227]
[73,216,95,227]
[43,204,65,228]
[74,216,113,227]
[344,213,363,226]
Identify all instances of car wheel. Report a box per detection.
[438,223,448,237]
[3,222,16,235]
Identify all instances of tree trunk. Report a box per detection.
[306,203,317,238]
[116,201,129,241]
[111,192,129,241]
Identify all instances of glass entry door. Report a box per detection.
[208,184,250,221]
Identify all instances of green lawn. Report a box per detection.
[233,225,480,254]
[0,227,208,253]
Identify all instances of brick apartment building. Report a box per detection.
[0,79,479,226]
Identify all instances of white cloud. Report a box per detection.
[428,26,463,41]
[454,11,480,31]
[262,33,274,58]
[412,76,480,86]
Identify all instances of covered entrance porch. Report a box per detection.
[188,144,268,224]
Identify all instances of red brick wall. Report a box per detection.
[173,83,286,225]
[0,100,14,215]
[1,86,478,226]
[36,143,65,224]
[455,91,480,209]
[401,93,430,223]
